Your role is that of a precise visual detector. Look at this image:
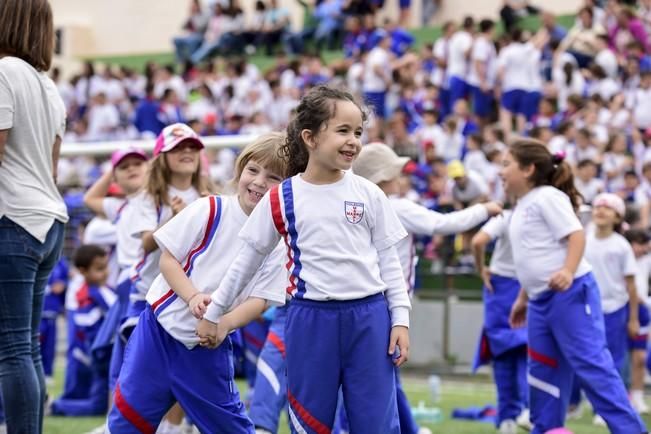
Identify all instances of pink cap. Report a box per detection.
[154,123,204,156]
[111,147,148,169]
[593,192,626,217]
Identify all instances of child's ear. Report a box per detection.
[301,129,316,150]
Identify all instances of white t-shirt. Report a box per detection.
[363,47,391,93]
[0,57,68,242]
[391,197,488,289]
[595,49,618,79]
[467,35,496,87]
[146,195,285,349]
[82,216,120,288]
[628,87,651,130]
[480,211,516,278]
[585,231,636,314]
[129,186,200,300]
[497,42,533,92]
[523,46,543,92]
[575,177,604,204]
[236,171,409,314]
[446,30,473,79]
[103,197,142,269]
[452,171,489,204]
[86,103,120,141]
[635,254,651,307]
[432,38,449,87]
[509,186,592,298]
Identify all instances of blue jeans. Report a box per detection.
[0,217,64,433]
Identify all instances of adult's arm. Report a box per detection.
[0,129,7,166]
[52,135,62,184]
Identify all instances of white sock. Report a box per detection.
[631,389,645,402]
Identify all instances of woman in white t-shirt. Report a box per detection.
[503,139,645,433]
[0,1,69,432]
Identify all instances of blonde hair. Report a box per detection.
[232,131,289,185]
[0,0,54,71]
[145,153,214,207]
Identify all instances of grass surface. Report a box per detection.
[44,364,651,434]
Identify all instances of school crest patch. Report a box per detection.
[345,201,364,224]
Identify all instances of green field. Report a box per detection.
[44,366,651,434]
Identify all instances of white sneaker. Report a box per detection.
[632,396,651,414]
[566,403,584,420]
[254,430,272,434]
[84,424,107,434]
[417,428,433,434]
[0,424,7,434]
[593,414,607,426]
[516,408,532,430]
[157,420,184,434]
[498,419,518,434]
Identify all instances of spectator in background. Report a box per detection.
[86,92,120,142]
[134,82,164,137]
[609,7,649,58]
[468,19,497,126]
[363,29,392,129]
[190,4,228,64]
[500,0,539,34]
[432,20,456,120]
[314,0,345,51]
[0,1,69,432]
[384,19,415,58]
[446,16,474,116]
[559,6,605,68]
[239,0,267,54]
[158,88,185,127]
[173,0,209,64]
[154,64,187,101]
[260,0,291,55]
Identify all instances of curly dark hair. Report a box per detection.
[281,85,367,177]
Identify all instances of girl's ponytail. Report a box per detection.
[509,139,583,210]
[550,154,582,210]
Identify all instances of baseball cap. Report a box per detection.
[110,147,148,169]
[447,160,466,179]
[352,142,409,185]
[153,123,205,156]
[593,192,626,217]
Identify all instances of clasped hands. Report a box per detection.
[188,292,228,349]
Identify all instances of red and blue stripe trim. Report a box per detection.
[152,196,222,317]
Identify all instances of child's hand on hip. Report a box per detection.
[389,326,409,367]
[549,268,572,291]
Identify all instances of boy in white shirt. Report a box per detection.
[468,19,497,125]
[446,17,474,116]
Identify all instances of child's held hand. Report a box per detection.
[196,318,219,347]
[389,326,409,367]
[171,196,187,215]
[549,267,572,291]
[188,292,211,319]
[481,269,493,292]
[483,201,503,217]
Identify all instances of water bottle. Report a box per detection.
[411,401,443,424]
[428,374,441,403]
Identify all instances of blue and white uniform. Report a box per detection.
[126,186,200,329]
[40,258,69,379]
[108,195,285,434]
[632,253,651,352]
[51,282,117,416]
[472,211,528,427]
[446,29,473,112]
[585,230,637,371]
[467,34,496,118]
[206,171,410,434]
[497,41,535,118]
[510,186,645,434]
